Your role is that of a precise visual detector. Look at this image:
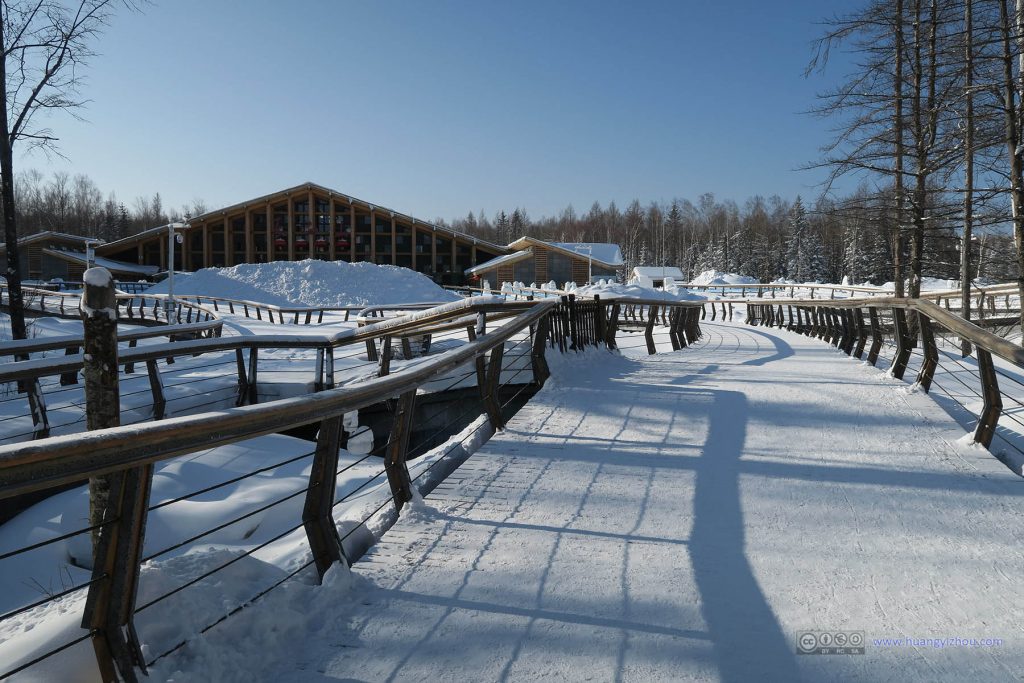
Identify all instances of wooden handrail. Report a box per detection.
[0,320,221,358]
[0,300,556,498]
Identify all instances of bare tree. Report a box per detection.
[0,0,133,340]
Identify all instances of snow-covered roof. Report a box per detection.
[505,237,623,269]
[188,182,510,253]
[631,266,684,279]
[0,231,101,251]
[42,248,160,276]
[97,223,181,252]
[550,242,624,267]
[465,249,534,275]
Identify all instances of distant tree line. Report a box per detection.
[12,169,207,242]
[442,186,1019,285]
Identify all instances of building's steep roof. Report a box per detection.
[43,248,160,276]
[550,242,623,267]
[505,237,623,269]
[0,231,100,252]
[189,182,510,253]
[465,249,534,275]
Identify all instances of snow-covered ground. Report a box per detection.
[86,317,1023,683]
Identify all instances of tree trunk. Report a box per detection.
[1000,0,1024,342]
[894,0,907,298]
[962,0,974,356]
[0,11,28,341]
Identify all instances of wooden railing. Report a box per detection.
[0,283,221,327]
[0,290,705,681]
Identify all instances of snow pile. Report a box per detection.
[145,260,461,307]
[577,280,706,301]
[879,276,958,292]
[689,270,758,286]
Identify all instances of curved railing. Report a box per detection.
[745,296,1024,456]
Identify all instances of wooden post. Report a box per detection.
[689,307,702,343]
[531,314,551,385]
[867,307,883,366]
[645,304,659,355]
[303,415,348,580]
[384,391,417,511]
[915,314,938,392]
[246,347,259,405]
[482,342,505,429]
[890,307,912,380]
[606,302,620,348]
[378,336,392,377]
[26,379,49,439]
[667,308,681,351]
[566,295,580,351]
[974,348,1002,448]
[594,295,605,345]
[853,308,868,359]
[146,359,166,419]
[79,267,149,683]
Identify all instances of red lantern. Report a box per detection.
[336,238,350,248]
[315,238,328,249]
[274,237,287,249]
[296,237,308,249]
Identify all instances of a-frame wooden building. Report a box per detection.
[96,182,509,286]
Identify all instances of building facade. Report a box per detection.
[466,238,623,289]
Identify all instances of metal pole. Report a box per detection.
[166,222,187,321]
[167,224,175,319]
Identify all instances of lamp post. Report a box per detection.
[166,222,187,320]
[84,239,101,270]
[581,245,593,284]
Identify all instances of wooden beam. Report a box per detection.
[370,210,377,262]
[430,229,437,273]
[349,203,356,262]
[202,224,210,269]
[328,198,336,261]
[391,215,397,265]
[224,216,233,267]
[307,189,315,260]
[287,198,296,261]
[265,205,274,262]
[245,210,254,263]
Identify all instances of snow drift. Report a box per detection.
[689,270,759,286]
[146,260,462,307]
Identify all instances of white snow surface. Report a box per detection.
[577,281,706,301]
[137,319,1024,682]
[549,242,624,266]
[145,260,461,307]
[82,267,112,287]
[688,269,759,286]
[880,276,960,292]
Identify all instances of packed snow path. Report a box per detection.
[209,321,1023,682]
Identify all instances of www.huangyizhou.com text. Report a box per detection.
[872,637,1003,648]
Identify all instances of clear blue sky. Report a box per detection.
[31,0,851,222]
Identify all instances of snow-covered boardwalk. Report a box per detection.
[266,321,1024,682]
